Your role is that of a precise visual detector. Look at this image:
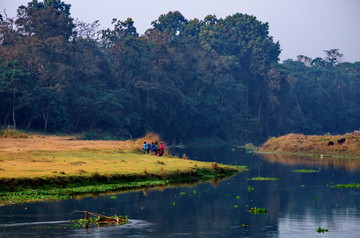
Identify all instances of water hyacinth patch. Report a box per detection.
[248,207,268,214]
[316,227,329,233]
[330,183,360,189]
[247,186,254,192]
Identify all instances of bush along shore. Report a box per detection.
[0,131,246,205]
[256,131,360,158]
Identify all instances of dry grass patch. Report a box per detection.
[257,132,360,157]
[0,133,239,179]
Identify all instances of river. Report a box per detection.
[0,146,360,237]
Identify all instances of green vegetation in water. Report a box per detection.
[70,211,128,228]
[316,227,329,233]
[330,183,360,189]
[247,177,279,181]
[248,207,268,214]
[247,186,254,192]
[292,169,320,173]
[0,165,245,205]
[0,180,169,205]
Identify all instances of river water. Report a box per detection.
[0,147,360,238]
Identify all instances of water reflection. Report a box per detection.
[0,148,360,237]
[258,152,360,172]
[73,176,232,200]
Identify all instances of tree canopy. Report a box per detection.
[1,1,359,144]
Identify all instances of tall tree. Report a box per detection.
[0,61,33,128]
[15,0,74,40]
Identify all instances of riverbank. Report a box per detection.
[256,131,360,158]
[0,133,245,205]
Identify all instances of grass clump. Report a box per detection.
[0,127,27,138]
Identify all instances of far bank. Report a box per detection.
[256,131,360,158]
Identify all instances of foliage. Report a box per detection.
[1,1,360,144]
[0,127,27,138]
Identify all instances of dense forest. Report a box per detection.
[1,0,359,144]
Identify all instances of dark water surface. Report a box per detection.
[1,147,360,237]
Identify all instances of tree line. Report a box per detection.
[1,0,359,144]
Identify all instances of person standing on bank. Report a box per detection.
[142,142,147,154]
[154,141,159,155]
[159,142,165,156]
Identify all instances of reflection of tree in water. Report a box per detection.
[258,153,360,172]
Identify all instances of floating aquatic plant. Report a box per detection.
[316,227,329,233]
[331,183,360,189]
[292,169,320,173]
[247,186,254,192]
[248,207,267,214]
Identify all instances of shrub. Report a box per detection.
[0,127,27,138]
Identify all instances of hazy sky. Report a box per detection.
[2,0,360,62]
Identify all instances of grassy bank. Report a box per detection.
[256,131,360,158]
[0,132,245,205]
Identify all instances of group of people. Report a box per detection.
[142,141,165,156]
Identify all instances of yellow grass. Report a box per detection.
[0,133,235,179]
[257,132,360,157]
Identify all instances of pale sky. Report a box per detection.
[2,0,360,62]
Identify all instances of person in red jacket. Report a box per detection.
[158,142,165,156]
